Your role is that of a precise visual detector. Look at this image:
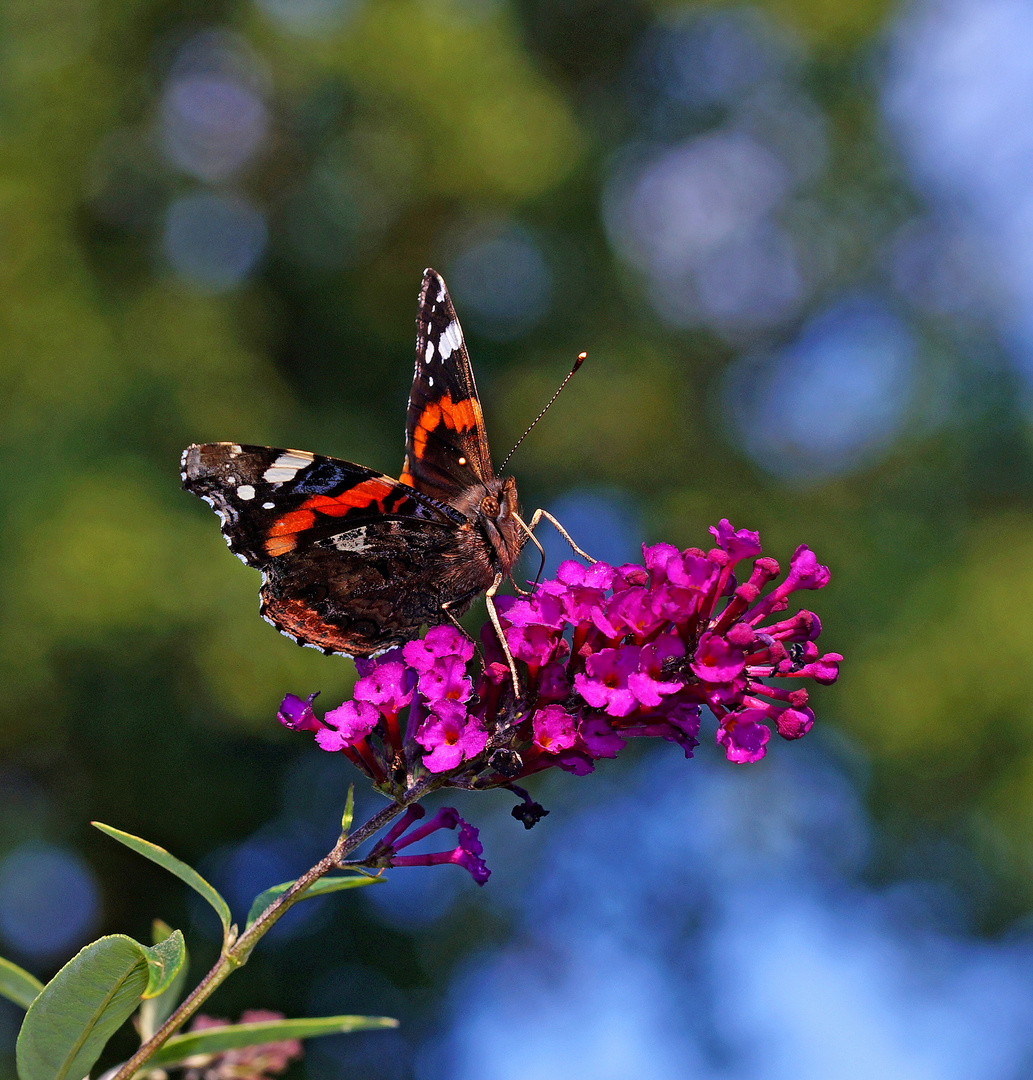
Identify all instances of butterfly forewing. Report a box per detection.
[182,443,460,565]
[402,268,496,502]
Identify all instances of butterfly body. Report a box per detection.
[182,269,525,657]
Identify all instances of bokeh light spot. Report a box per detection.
[604,131,803,332]
[162,191,267,292]
[723,296,917,481]
[0,843,100,960]
[635,7,783,110]
[161,76,268,183]
[447,224,553,341]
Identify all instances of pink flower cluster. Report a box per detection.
[279,521,842,878]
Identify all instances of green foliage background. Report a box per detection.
[2,0,1032,1073]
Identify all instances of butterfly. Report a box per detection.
[181,268,529,659]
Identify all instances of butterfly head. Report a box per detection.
[461,474,523,573]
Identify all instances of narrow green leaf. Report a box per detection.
[16,935,148,1080]
[341,785,355,835]
[92,822,231,938]
[139,923,189,1041]
[150,1015,399,1067]
[0,957,43,1011]
[245,874,382,929]
[142,929,185,999]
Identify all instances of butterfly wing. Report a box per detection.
[182,442,462,563]
[401,268,496,503]
[182,442,483,655]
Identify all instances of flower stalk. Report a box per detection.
[109,784,431,1080]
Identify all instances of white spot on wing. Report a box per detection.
[237,484,256,500]
[425,339,435,362]
[438,320,463,360]
[262,501,275,509]
[263,450,315,484]
[229,444,242,457]
[330,527,369,553]
[427,375,434,387]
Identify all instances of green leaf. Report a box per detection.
[142,929,185,999]
[0,957,43,1011]
[341,785,355,835]
[150,1014,399,1067]
[139,923,189,1042]
[16,935,149,1080]
[245,873,382,930]
[92,822,232,940]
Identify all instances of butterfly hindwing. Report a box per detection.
[258,513,492,656]
[402,268,495,502]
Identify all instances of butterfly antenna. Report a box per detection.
[499,352,586,474]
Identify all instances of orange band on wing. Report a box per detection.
[300,478,393,516]
[412,393,483,459]
[266,508,316,552]
[264,478,410,557]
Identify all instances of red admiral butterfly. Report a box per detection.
[182,269,532,659]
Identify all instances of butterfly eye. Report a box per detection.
[480,495,501,518]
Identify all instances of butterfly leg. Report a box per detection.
[511,513,547,593]
[525,509,597,563]
[485,572,521,697]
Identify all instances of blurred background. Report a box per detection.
[3,0,1033,1075]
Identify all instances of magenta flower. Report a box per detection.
[628,634,685,707]
[536,661,570,702]
[369,806,490,885]
[716,709,771,764]
[607,587,666,640]
[774,706,815,739]
[416,703,487,773]
[574,647,642,717]
[403,625,475,672]
[316,700,378,752]
[709,518,763,565]
[690,631,746,684]
[506,592,567,632]
[532,704,578,752]
[578,715,627,758]
[504,619,563,667]
[551,559,615,626]
[658,702,702,756]
[418,654,473,708]
[354,658,415,715]
[277,692,322,732]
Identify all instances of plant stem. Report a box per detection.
[110,783,431,1080]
